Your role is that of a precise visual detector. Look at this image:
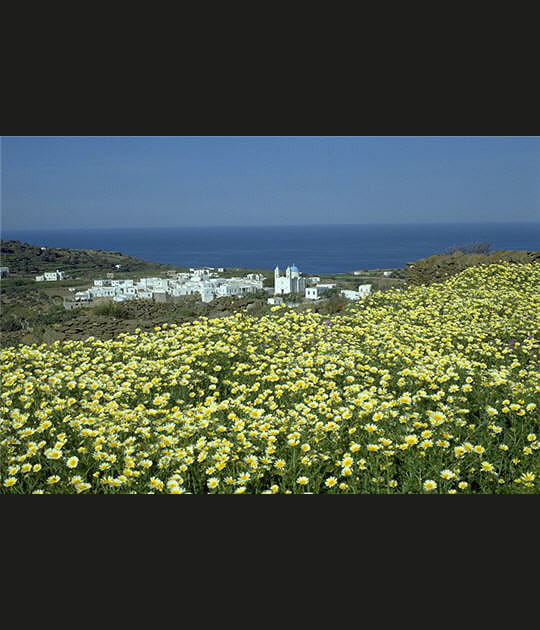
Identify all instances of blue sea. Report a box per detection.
[2,223,539,274]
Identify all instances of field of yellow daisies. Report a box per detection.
[1,262,539,494]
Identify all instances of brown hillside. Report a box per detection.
[405,249,540,286]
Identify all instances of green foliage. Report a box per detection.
[0,313,26,332]
[317,294,348,314]
[92,302,130,319]
[32,304,79,326]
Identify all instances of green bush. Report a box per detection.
[0,314,25,332]
[33,305,79,326]
[93,302,130,319]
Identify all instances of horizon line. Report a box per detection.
[3,219,540,232]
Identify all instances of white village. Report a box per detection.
[48,263,373,308]
[68,268,266,305]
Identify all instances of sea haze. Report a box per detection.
[3,223,539,274]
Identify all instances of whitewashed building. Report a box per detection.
[46,270,65,281]
[305,284,335,300]
[341,284,372,300]
[36,270,65,281]
[73,290,92,302]
[274,265,307,295]
[305,286,325,300]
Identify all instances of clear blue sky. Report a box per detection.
[2,136,539,229]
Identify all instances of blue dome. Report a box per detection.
[290,264,299,272]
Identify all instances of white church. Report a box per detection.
[274,264,307,295]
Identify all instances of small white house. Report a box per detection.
[35,275,45,282]
[382,271,392,277]
[341,284,372,301]
[267,296,284,305]
[306,284,335,300]
[43,270,65,281]
[74,290,92,302]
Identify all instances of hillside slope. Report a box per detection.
[0,240,175,277]
[405,249,540,286]
[1,262,538,494]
